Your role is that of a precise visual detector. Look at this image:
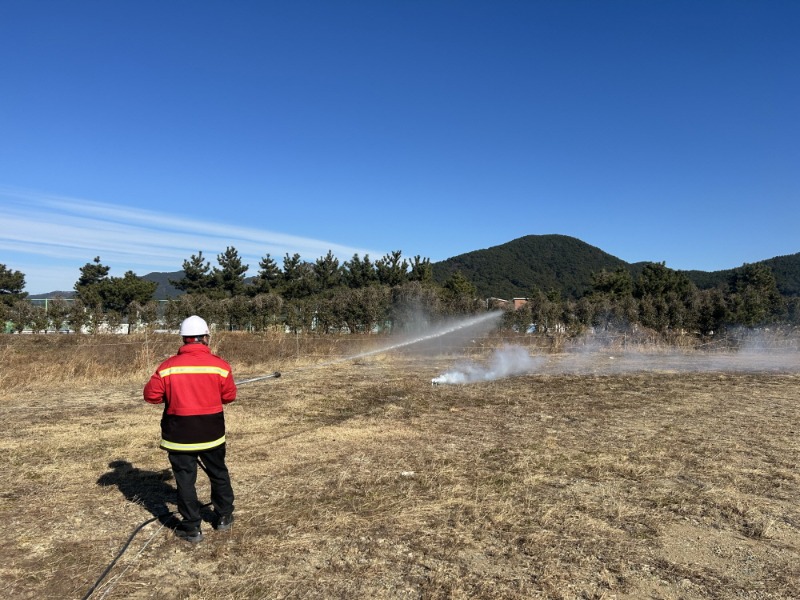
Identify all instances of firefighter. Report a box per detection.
[143,315,236,543]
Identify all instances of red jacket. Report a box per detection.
[144,343,237,452]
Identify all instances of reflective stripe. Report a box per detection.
[159,366,230,378]
[160,436,226,451]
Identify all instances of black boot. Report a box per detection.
[175,523,203,543]
[215,513,234,531]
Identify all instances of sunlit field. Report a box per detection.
[1,328,799,599]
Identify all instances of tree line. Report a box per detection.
[503,262,798,336]
[1,249,798,335]
[0,249,481,334]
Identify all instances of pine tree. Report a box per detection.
[171,251,213,295]
[281,253,315,300]
[376,250,408,286]
[314,250,342,292]
[343,253,377,288]
[728,263,786,326]
[100,271,158,317]
[590,267,633,299]
[214,246,249,297]
[253,253,282,294]
[0,264,27,306]
[408,255,433,283]
[74,256,110,307]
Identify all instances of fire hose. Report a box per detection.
[236,371,281,386]
[82,372,281,599]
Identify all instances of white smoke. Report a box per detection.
[432,344,544,385]
[430,330,800,385]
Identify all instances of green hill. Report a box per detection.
[755,253,800,296]
[431,234,630,299]
[432,236,800,299]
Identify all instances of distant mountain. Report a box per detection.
[141,271,184,300]
[30,271,182,300]
[31,237,800,300]
[29,290,75,300]
[431,234,630,299]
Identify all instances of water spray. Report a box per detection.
[235,311,504,386]
[342,311,502,362]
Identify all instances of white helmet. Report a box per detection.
[179,315,210,337]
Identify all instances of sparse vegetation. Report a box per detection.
[1,331,798,599]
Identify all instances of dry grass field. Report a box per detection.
[1,329,799,599]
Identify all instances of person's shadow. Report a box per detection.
[97,460,179,526]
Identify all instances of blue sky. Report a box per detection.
[1,1,798,294]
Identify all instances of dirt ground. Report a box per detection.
[1,349,799,599]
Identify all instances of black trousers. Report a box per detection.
[168,444,234,529]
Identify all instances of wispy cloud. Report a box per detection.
[0,186,381,293]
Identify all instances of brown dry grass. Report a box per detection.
[1,333,799,599]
